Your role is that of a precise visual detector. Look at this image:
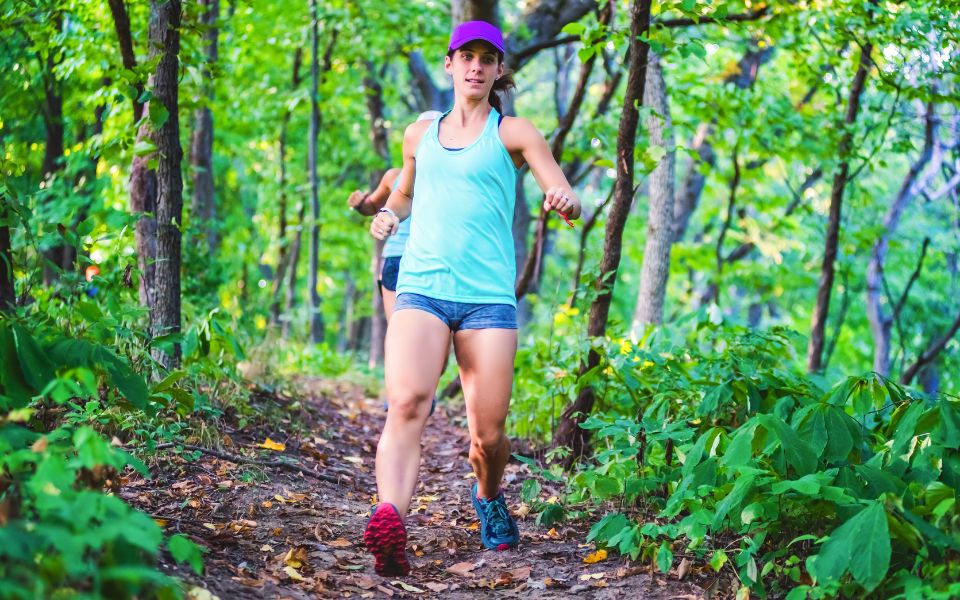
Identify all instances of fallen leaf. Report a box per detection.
[507,566,532,580]
[153,518,168,527]
[424,582,449,592]
[446,561,479,577]
[260,544,273,552]
[259,438,286,452]
[187,586,221,600]
[202,523,217,531]
[284,546,309,569]
[546,528,560,539]
[283,566,305,581]
[344,456,364,465]
[579,572,606,581]
[678,557,692,580]
[392,580,425,593]
[584,549,608,564]
[376,585,395,596]
[327,538,352,548]
[514,503,531,518]
[465,521,479,531]
[350,575,377,590]
[261,501,273,508]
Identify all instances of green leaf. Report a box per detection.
[709,549,728,572]
[848,503,891,592]
[132,139,157,156]
[936,398,960,449]
[656,540,673,573]
[771,473,823,496]
[759,414,818,475]
[521,478,541,503]
[12,323,55,392]
[561,22,585,36]
[168,534,204,575]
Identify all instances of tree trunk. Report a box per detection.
[807,42,873,373]
[632,53,674,328]
[452,0,498,25]
[0,202,14,311]
[40,14,66,284]
[866,100,939,376]
[554,0,652,460]
[283,200,306,340]
[364,63,390,367]
[271,48,304,328]
[149,0,184,369]
[107,0,145,121]
[190,0,219,253]
[307,0,325,344]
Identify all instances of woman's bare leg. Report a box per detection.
[376,309,450,515]
[453,328,517,499]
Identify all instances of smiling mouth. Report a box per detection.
[466,78,484,84]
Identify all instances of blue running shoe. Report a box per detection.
[471,482,519,551]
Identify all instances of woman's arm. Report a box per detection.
[501,117,582,220]
[370,120,430,240]
[348,167,402,216]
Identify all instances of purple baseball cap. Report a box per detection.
[448,20,505,54]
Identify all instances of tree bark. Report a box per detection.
[307,1,332,344]
[271,48,304,328]
[107,0,145,121]
[452,0,498,25]
[553,0,651,461]
[364,62,390,367]
[40,13,66,284]
[866,101,939,376]
[0,201,14,311]
[807,41,873,373]
[149,0,184,369]
[632,53,675,328]
[190,0,219,253]
[901,310,960,386]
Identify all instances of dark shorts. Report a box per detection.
[379,255,402,293]
[394,293,517,332]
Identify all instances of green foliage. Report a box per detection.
[0,317,203,598]
[524,315,959,597]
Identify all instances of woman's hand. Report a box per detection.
[370,209,400,240]
[347,190,368,210]
[543,187,581,220]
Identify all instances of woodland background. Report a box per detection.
[1,0,959,598]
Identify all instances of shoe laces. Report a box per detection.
[482,496,514,538]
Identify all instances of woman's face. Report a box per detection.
[445,41,504,101]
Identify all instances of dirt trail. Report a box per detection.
[123,378,712,598]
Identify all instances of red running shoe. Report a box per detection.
[363,503,410,576]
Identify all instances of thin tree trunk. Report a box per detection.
[866,100,938,376]
[40,13,66,284]
[190,0,219,253]
[632,53,675,328]
[149,0,184,369]
[307,5,335,344]
[0,201,13,311]
[807,41,873,373]
[901,310,960,385]
[283,201,306,340]
[107,0,145,121]
[452,0,498,26]
[364,62,390,367]
[271,48,304,327]
[554,0,652,461]
[111,0,161,311]
[515,1,611,300]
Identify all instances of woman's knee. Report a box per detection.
[470,429,507,458]
[387,388,433,420]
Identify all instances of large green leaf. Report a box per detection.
[12,323,55,392]
[812,502,890,592]
[759,414,818,475]
[48,339,149,410]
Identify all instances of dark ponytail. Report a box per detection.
[489,64,516,114]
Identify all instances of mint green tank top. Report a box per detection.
[396,108,518,306]
[383,175,409,258]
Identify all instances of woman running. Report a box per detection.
[363,20,581,577]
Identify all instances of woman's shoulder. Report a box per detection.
[403,119,434,148]
[498,115,544,150]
